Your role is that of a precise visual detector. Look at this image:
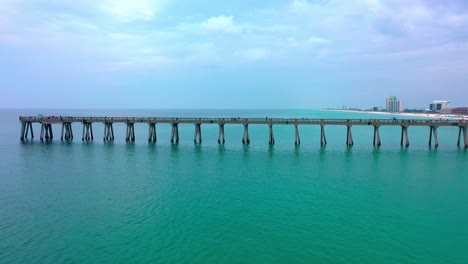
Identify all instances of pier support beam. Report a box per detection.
[194,123,202,144]
[103,122,115,142]
[40,124,53,141]
[126,123,135,142]
[294,124,300,145]
[346,124,354,146]
[81,122,93,141]
[320,125,327,146]
[61,122,74,141]
[148,123,157,143]
[218,123,225,144]
[20,122,34,140]
[171,123,179,143]
[428,126,439,148]
[268,124,275,145]
[457,126,467,148]
[400,124,410,147]
[373,125,381,147]
[20,123,25,141]
[242,123,250,144]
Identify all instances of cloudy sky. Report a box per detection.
[1,0,467,109]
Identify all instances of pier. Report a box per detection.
[19,116,468,148]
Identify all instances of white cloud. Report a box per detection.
[2,0,468,71]
[100,0,161,22]
[289,0,312,11]
[201,16,238,33]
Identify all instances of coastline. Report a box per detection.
[320,109,467,120]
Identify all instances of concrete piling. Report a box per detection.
[126,123,135,142]
[346,122,354,146]
[61,122,73,140]
[218,123,225,144]
[320,124,327,146]
[194,123,202,144]
[44,124,49,140]
[61,123,64,140]
[82,122,93,141]
[400,124,410,147]
[41,123,44,140]
[457,126,467,148]
[242,123,250,144]
[20,123,25,141]
[428,125,439,148]
[465,127,468,148]
[104,122,114,142]
[20,122,34,140]
[148,123,157,143]
[68,123,74,140]
[268,124,275,145]
[294,124,300,145]
[41,124,53,141]
[171,123,179,143]
[373,125,381,147]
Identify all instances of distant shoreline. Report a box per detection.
[320,109,467,120]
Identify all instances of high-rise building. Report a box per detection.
[386,96,403,112]
[429,100,450,112]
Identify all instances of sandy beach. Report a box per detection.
[322,109,467,120]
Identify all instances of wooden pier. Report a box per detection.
[19,116,468,148]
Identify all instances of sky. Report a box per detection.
[1,0,467,109]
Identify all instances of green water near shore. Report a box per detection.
[1,109,467,263]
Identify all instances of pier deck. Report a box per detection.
[18,116,467,126]
[18,116,467,147]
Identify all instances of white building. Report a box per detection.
[386,96,403,112]
[429,100,450,112]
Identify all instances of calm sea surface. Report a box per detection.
[0,109,467,263]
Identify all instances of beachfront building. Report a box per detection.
[372,106,383,111]
[429,100,450,112]
[440,107,468,115]
[386,96,403,112]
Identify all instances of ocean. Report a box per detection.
[1,109,467,263]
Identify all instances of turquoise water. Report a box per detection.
[1,109,467,263]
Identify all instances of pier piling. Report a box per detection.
[346,123,354,146]
[20,123,25,141]
[428,126,439,148]
[458,126,467,148]
[148,123,157,143]
[104,122,114,142]
[61,122,73,141]
[268,124,275,145]
[126,123,135,142]
[294,124,301,145]
[61,123,64,140]
[465,127,468,148]
[242,123,250,144]
[373,125,381,146]
[320,124,327,146]
[41,124,53,141]
[194,123,202,144]
[20,122,34,140]
[171,123,179,143]
[400,124,410,147]
[82,122,93,141]
[218,123,225,144]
